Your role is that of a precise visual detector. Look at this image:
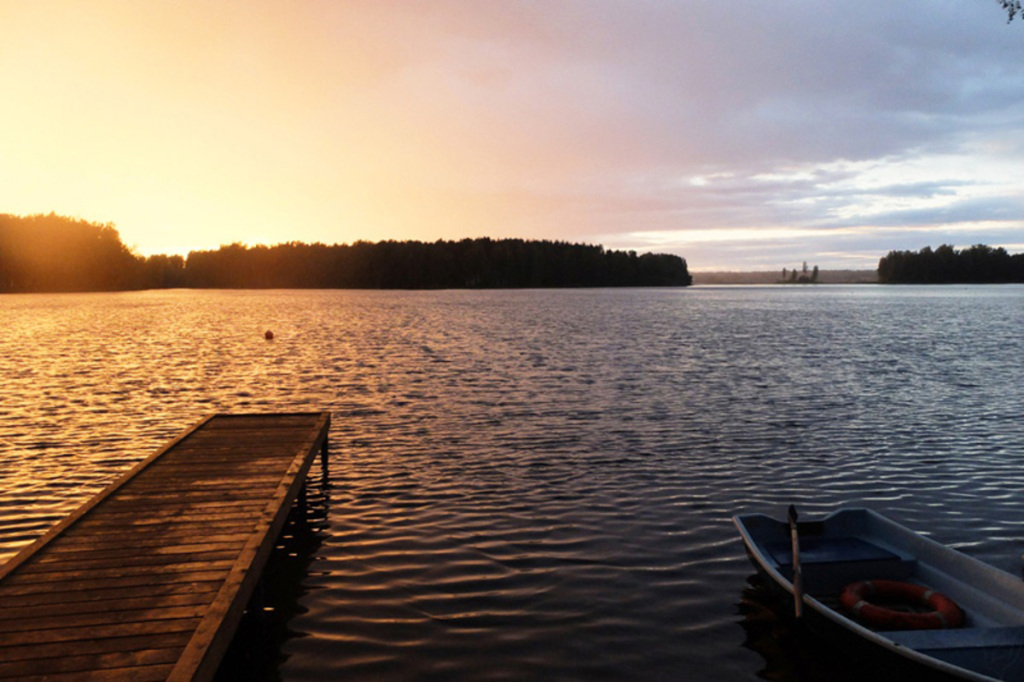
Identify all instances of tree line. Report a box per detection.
[877,244,1024,284]
[0,213,692,292]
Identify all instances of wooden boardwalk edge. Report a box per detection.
[0,415,217,584]
[0,411,332,682]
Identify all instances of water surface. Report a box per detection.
[1,286,1022,680]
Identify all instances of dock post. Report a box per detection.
[320,435,329,476]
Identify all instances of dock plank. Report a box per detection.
[0,618,203,647]
[37,543,246,565]
[0,648,181,679]
[0,412,330,682]
[0,582,225,609]
[4,665,177,682]
[0,632,192,663]
[0,592,218,622]
[46,534,252,552]
[0,605,208,634]
[23,551,242,573]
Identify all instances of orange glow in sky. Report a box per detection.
[2,2,1022,270]
[1,2,527,256]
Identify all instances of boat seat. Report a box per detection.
[884,625,1024,652]
[765,536,916,593]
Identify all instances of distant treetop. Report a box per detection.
[0,213,692,292]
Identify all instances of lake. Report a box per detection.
[1,285,1022,680]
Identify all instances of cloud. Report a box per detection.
[1,1,1022,268]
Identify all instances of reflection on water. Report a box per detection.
[738,576,871,682]
[1,286,1023,681]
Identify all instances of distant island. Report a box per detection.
[0,213,692,292]
[781,262,819,283]
[695,245,1024,286]
[878,244,1024,284]
[692,269,877,285]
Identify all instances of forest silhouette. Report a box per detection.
[0,213,692,292]
[878,244,1024,283]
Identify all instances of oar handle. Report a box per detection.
[788,505,804,619]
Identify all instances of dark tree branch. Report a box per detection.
[1000,0,1022,22]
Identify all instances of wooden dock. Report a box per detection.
[0,412,331,682]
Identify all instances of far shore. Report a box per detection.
[692,269,878,285]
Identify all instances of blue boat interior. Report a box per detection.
[764,536,917,594]
[766,537,897,566]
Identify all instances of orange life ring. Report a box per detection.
[839,580,964,630]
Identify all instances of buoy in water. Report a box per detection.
[264,330,274,340]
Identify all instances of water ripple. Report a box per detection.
[1,286,1023,681]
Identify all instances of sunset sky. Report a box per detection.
[2,1,1023,271]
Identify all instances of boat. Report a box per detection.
[733,507,1024,681]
